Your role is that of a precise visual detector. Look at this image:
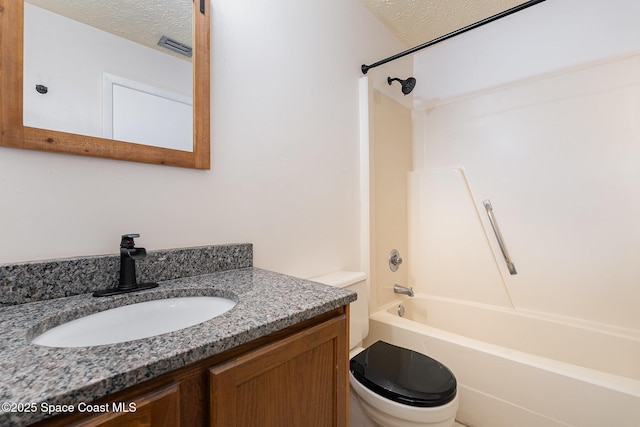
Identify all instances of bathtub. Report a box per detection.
[366,294,640,427]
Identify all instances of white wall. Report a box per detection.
[412,0,640,106]
[410,0,640,330]
[0,0,405,279]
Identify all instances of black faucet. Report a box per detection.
[93,234,158,297]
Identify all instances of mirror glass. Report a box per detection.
[23,0,194,152]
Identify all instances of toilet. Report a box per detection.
[311,271,458,427]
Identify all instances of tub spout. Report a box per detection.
[393,284,414,297]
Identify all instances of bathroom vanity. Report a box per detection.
[0,245,355,427]
[31,304,347,427]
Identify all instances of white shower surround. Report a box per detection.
[409,51,640,331]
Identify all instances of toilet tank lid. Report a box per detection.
[310,271,367,288]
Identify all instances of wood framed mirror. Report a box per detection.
[0,0,210,169]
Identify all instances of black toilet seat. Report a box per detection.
[350,340,457,407]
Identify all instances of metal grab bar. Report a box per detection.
[483,200,517,275]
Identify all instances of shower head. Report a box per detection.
[387,76,416,95]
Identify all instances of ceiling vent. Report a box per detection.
[157,36,192,57]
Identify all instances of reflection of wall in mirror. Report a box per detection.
[23,3,192,149]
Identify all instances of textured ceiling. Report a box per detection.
[26,1,532,64]
[25,0,192,60]
[359,0,532,47]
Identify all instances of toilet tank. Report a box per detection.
[310,271,369,350]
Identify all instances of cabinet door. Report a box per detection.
[209,314,348,427]
[71,382,180,427]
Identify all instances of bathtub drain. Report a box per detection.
[397,304,405,317]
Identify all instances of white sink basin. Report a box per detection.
[31,296,236,348]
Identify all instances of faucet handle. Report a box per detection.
[389,249,403,272]
[120,234,141,249]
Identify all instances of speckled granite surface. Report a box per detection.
[0,243,253,305]
[0,267,356,427]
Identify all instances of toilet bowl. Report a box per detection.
[350,341,458,427]
[311,272,458,427]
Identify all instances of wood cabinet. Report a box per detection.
[30,307,348,427]
[72,383,180,427]
[210,315,347,427]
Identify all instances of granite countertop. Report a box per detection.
[0,267,356,427]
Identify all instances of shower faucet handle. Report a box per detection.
[389,249,403,272]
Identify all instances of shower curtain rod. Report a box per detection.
[361,0,547,74]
